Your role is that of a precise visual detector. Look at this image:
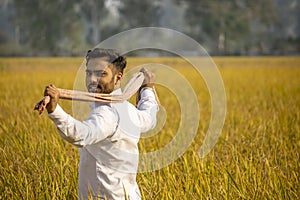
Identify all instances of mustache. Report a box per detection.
[88,83,100,88]
[88,83,102,92]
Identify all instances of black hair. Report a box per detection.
[86,48,127,73]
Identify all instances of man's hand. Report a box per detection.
[136,68,157,105]
[44,84,60,113]
[140,68,155,88]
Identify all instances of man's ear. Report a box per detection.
[117,72,123,80]
[115,72,123,84]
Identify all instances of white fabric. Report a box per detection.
[48,88,158,200]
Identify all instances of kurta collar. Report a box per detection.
[90,88,122,109]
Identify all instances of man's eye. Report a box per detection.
[98,72,106,77]
[86,71,92,76]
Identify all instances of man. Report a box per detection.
[44,48,159,199]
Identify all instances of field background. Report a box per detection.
[0,57,299,199]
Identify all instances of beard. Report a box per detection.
[87,77,115,94]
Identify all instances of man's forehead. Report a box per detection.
[86,57,112,71]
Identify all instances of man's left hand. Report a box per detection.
[44,84,60,113]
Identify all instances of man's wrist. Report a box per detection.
[140,83,154,89]
[46,103,57,114]
[139,86,154,93]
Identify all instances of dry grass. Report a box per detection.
[0,57,299,199]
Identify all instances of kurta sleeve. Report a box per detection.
[136,87,159,132]
[48,104,118,147]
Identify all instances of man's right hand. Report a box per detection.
[140,68,155,88]
[44,84,60,113]
[136,68,157,105]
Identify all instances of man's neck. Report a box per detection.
[114,81,121,90]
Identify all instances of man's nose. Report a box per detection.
[90,73,98,83]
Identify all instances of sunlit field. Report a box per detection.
[0,57,299,199]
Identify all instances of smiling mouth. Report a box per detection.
[88,85,101,93]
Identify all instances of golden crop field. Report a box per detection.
[0,57,299,199]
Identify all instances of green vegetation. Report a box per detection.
[0,57,299,199]
[2,1,299,56]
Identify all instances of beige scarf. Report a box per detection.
[34,72,159,115]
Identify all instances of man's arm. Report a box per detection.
[136,68,159,132]
[45,84,118,147]
[137,87,159,132]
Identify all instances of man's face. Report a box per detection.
[85,57,119,94]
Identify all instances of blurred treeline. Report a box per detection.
[0,0,299,56]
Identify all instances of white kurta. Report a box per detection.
[48,88,158,199]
